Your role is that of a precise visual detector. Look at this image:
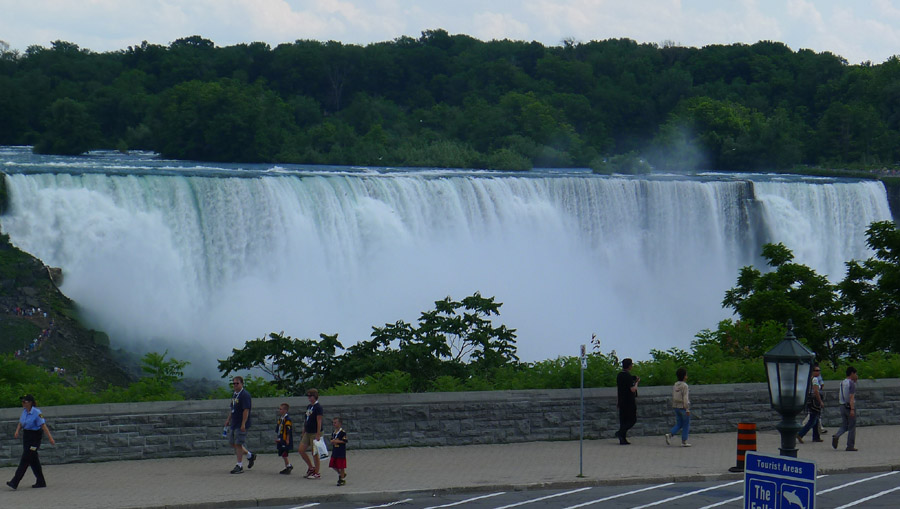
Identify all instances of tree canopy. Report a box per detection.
[2,33,900,169]
[709,221,900,368]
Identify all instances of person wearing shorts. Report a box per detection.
[329,417,348,486]
[298,388,323,479]
[224,376,255,474]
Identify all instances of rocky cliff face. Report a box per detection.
[883,178,900,222]
[0,232,133,388]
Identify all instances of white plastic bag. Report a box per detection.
[314,438,329,459]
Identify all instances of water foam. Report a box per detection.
[0,166,891,372]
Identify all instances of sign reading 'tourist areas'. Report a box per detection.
[744,451,816,509]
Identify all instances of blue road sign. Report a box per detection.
[744,451,816,509]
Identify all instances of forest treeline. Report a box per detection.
[2,31,900,170]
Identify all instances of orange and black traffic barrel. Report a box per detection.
[728,422,757,472]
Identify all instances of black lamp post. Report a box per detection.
[763,320,816,457]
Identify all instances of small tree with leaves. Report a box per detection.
[721,243,844,366]
[217,332,343,395]
[370,292,518,390]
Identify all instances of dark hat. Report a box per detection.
[20,394,35,403]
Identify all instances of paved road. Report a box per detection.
[2,426,899,508]
[255,471,900,508]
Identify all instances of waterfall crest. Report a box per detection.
[1,165,891,370]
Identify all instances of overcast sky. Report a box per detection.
[2,0,899,65]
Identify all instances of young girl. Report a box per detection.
[328,417,347,486]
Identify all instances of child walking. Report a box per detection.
[329,417,348,486]
[275,403,294,474]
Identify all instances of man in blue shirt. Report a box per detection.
[224,376,255,473]
[7,395,56,490]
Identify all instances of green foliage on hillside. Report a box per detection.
[0,351,187,408]
[3,34,900,169]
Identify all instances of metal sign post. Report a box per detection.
[578,342,586,478]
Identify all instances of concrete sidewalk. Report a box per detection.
[1,425,897,509]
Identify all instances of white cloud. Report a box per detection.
[0,0,896,62]
[472,11,531,42]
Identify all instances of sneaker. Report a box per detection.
[832,436,839,449]
[846,447,858,452]
[681,442,692,447]
[309,473,321,479]
[796,434,804,444]
[812,439,824,443]
[31,483,46,488]
[247,453,255,470]
[230,465,243,474]
[821,428,829,434]
[304,468,314,478]
[6,481,17,490]
[279,466,293,475]
[665,433,671,446]
[337,478,346,486]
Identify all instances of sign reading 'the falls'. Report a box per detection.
[744,451,816,509]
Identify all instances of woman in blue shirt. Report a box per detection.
[6,394,56,490]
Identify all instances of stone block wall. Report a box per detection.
[2,379,897,466]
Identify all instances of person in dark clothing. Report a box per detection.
[299,388,324,479]
[7,395,56,490]
[275,403,294,474]
[328,416,348,486]
[615,358,640,445]
[224,376,255,474]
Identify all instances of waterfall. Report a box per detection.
[0,155,891,372]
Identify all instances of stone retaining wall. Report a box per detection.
[2,379,897,466]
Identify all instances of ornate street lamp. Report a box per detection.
[763,320,816,457]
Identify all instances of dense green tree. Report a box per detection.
[840,221,900,353]
[217,332,343,394]
[153,79,296,161]
[32,98,102,155]
[722,243,844,366]
[4,32,900,168]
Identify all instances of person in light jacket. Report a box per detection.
[665,367,692,447]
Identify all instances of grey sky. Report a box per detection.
[1,0,899,64]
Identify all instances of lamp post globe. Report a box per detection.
[763,319,816,457]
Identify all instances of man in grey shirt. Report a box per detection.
[832,366,858,451]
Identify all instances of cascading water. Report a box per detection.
[0,149,892,372]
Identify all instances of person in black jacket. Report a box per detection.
[7,395,56,490]
[615,358,640,445]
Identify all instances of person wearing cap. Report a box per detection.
[7,395,56,490]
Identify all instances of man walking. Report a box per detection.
[615,358,639,445]
[225,376,255,473]
[832,366,858,451]
[797,364,824,444]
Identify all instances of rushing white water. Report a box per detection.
[0,150,892,373]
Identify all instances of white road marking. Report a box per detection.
[424,491,506,508]
[358,499,414,509]
[493,487,593,508]
[288,504,320,509]
[697,474,829,509]
[833,485,900,508]
[817,471,898,495]
[629,480,742,509]
[561,483,675,508]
